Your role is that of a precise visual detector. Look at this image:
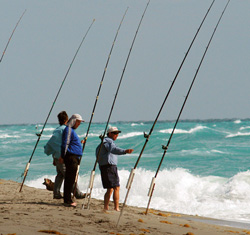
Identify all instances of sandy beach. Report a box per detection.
[0,179,249,235]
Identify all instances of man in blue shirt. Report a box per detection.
[60,114,84,207]
[96,126,134,211]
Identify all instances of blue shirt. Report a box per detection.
[61,126,82,158]
[44,125,66,159]
[96,137,126,166]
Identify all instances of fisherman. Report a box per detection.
[44,111,86,200]
[96,126,134,211]
[60,114,85,207]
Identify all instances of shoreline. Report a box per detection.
[0,179,249,235]
[187,217,250,230]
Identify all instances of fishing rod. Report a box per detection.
[72,8,129,198]
[19,19,95,192]
[0,9,27,63]
[83,0,150,210]
[116,0,215,227]
[145,0,231,214]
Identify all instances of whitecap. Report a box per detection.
[239,126,250,130]
[119,132,143,139]
[131,123,144,126]
[226,132,250,138]
[0,134,20,138]
[159,125,207,134]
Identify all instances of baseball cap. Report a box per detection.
[72,114,84,122]
[107,126,121,134]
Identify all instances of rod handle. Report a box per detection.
[148,177,156,197]
[126,168,135,189]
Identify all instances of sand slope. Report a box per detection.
[0,179,248,235]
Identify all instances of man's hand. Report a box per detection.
[58,156,64,164]
[125,149,134,154]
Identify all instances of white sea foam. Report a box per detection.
[180,149,225,155]
[78,133,100,138]
[239,126,250,130]
[159,125,207,134]
[131,123,144,126]
[26,168,250,224]
[211,149,225,154]
[119,132,143,139]
[0,134,20,138]
[43,128,55,132]
[234,120,242,124]
[226,132,250,138]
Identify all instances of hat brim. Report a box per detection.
[112,130,121,133]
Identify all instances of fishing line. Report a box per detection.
[116,0,216,227]
[72,8,129,198]
[19,19,95,192]
[0,9,26,63]
[83,0,150,210]
[145,0,231,214]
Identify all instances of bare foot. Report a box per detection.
[115,208,120,211]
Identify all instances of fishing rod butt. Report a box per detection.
[145,177,156,214]
[116,201,126,228]
[19,162,30,192]
[86,191,92,209]
[19,181,25,192]
[117,184,133,227]
[83,171,95,209]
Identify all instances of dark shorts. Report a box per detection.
[99,164,120,189]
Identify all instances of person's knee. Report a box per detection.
[106,188,113,195]
[114,186,120,191]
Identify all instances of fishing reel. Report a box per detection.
[162,145,168,150]
[99,134,104,140]
[144,132,150,139]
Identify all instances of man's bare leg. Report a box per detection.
[104,188,113,210]
[113,186,120,211]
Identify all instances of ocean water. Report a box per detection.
[1,119,250,225]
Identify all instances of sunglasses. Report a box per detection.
[111,132,120,135]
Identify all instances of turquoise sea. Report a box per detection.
[1,119,250,225]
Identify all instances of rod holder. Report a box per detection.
[76,165,80,180]
[126,168,135,189]
[148,177,156,197]
[23,163,30,177]
[88,170,95,188]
